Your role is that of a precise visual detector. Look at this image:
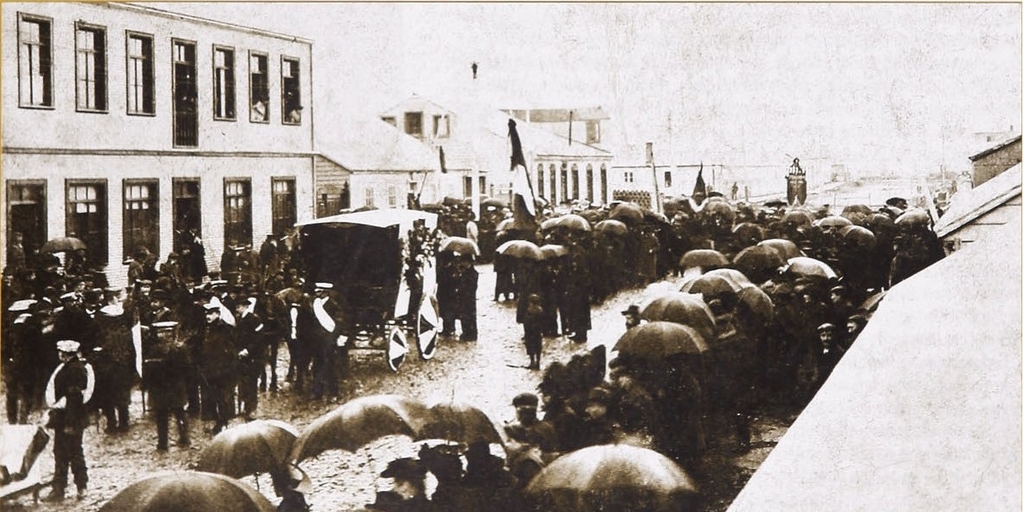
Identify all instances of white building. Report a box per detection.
[1,2,316,285]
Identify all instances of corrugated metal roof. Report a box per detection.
[728,217,1021,512]
[934,163,1021,238]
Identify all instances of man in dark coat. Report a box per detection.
[145,322,191,451]
[455,259,478,342]
[307,282,345,400]
[43,340,94,501]
[199,302,238,434]
[233,297,264,419]
[92,305,136,433]
[436,256,459,337]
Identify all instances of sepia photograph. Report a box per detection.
[0,2,1020,511]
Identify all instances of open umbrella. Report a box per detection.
[540,217,562,232]
[865,213,896,231]
[757,238,804,260]
[496,240,544,261]
[679,273,743,297]
[785,257,838,279]
[197,420,299,479]
[840,225,877,251]
[703,268,753,289]
[419,402,503,445]
[895,208,931,227]
[553,214,592,232]
[539,244,569,260]
[639,292,716,342]
[780,210,813,227]
[736,286,775,324]
[438,237,480,257]
[496,219,515,232]
[614,321,708,360]
[481,198,508,209]
[732,222,766,245]
[99,471,276,512]
[814,216,852,228]
[525,444,700,512]
[678,250,728,271]
[733,246,786,282]
[842,204,874,216]
[702,201,736,222]
[594,219,628,236]
[40,237,86,254]
[289,394,431,462]
[608,203,644,225]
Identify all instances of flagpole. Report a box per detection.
[649,143,663,214]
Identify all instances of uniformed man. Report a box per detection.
[232,297,263,420]
[43,340,94,502]
[308,282,344,400]
[145,321,191,451]
[199,302,238,434]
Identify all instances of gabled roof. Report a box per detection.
[380,94,611,171]
[934,163,1021,238]
[318,118,439,173]
[968,134,1022,162]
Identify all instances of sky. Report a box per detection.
[155,2,1021,174]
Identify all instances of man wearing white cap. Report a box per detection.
[308,282,344,400]
[43,340,94,501]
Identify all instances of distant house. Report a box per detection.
[934,163,1021,254]
[381,94,613,208]
[317,118,439,215]
[969,134,1021,187]
[503,106,610,148]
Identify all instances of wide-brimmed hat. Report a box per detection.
[620,304,640,316]
[512,392,539,409]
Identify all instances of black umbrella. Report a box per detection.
[438,237,480,257]
[608,203,644,225]
[289,395,431,462]
[40,237,86,254]
[99,471,276,512]
[678,249,728,271]
[639,292,716,342]
[614,321,708,360]
[196,420,298,479]
[496,240,544,261]
[594,219,628,236]
[733,245,786,282]
[525,444,699,512]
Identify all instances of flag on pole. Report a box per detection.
[509,119,538,231]
[692,162,707,202]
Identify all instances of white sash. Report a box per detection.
[313,297,336,333]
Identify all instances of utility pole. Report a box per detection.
[647,142,663,214]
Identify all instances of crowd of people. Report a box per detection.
[0,192,946,508]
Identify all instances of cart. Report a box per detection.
[295,209,440,371]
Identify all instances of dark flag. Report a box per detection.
[509,119,538,231]
[439,146,448,173]
[692,162,707,203]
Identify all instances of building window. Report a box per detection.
[75,23,107,112]
[126,32,154,115]
[463,176,473,198]
[364,187,375,208]
[664,170,672,188]
[549,164,557,202]
[66,181,108,266]
[433,115,450,138]
[249,52,269,122]
[281,57,302,124]
[600,164,608,204]
[6,181,47,260]
[624,170,634,183]
[536,163,545,198]
[271,178,296,235]
[213,46,235,120]
[405,112,423,137]
[571,164,580,200]
[172,179,201,252]
[224,179,252,248]
[123,181,159,261]
[586,120,601,144]
[560,163,569,203]
[586,164,594,203]
[172,40,198,147]
[381,116,396,127]
[387,184,398,207]
[18,13,53,108]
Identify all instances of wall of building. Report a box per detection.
[532,159,612,206]
[2,152,314,286]
[972,138,1022,186]
[2,2,314,153]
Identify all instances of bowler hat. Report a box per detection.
[512,392,539,408]
[621,304,640,316]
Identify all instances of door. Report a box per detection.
[66,181,108,266]
[7,182,46,263]
[173,179,201,252]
